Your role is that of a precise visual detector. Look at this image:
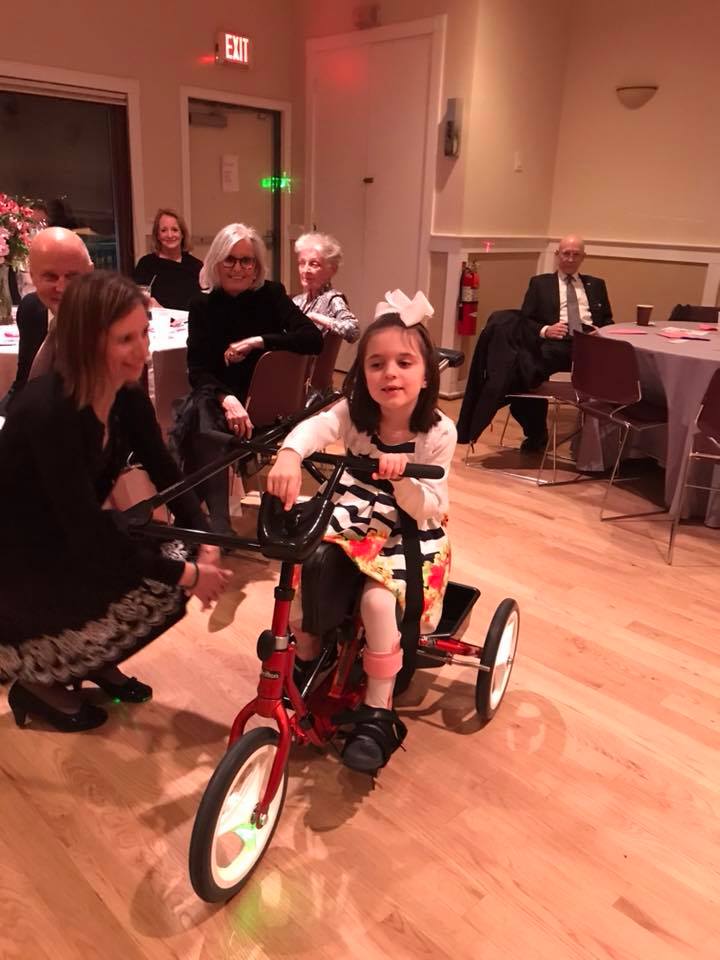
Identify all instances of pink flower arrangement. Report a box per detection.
[0,193,37,268]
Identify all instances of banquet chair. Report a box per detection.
[308,332,343,395]
[245,350,312,427]
[571,332,668,520]
[667,368,720,563]
[232,350,313,505]
[495,373,583,485]
[669,304,719,324]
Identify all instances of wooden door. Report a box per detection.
[308,31,433,369]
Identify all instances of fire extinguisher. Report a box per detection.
[457,262,479,335]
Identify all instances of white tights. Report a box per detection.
[359,580,402,710]
[293,577,403,711]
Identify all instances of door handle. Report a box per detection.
[362,177,374,184]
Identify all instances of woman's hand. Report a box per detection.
[192,563,233,610]
[267,449,303,511]
[197,543,221,566]
[224,336,264,365]
[307,311,334,331]
[221,395,253,438]
[373,452,408,481]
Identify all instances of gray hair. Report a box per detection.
[200,223,268,292]
[294,231,343,269]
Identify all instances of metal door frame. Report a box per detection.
[180,86,291,287]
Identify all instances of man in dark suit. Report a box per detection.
[0,227,92,414]
[510,233,613,451]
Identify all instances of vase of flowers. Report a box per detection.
[0,193,37,324]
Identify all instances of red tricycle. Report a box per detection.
[127,394,519,904]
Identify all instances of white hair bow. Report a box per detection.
[374,289,434,327]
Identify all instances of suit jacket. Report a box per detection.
[521,272,613,331]
[456,310,545,445]
[0,292,48,414]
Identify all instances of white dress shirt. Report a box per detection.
[541,273,593,338]
[558,272,592,326]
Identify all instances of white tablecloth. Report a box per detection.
[0,307,191,436]
[0,317,20,398]
[146,308,190,436]
[576,323,720,525]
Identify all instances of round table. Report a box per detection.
[0,308,190,436]
[577,322,720,525]
[0,319,20,400]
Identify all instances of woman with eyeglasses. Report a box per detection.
[181,223,322,535]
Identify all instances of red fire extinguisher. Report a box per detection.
[458,261,478,335]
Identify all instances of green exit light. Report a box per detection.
[260,175,293,192]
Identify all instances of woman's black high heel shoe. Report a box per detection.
[72,673,153,703]
[8,683,108,732]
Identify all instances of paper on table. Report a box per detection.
[605,327,649,335]
[659,327,710,340]
[698,324,717,331]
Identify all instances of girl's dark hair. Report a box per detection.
[56,270,145,408]
[343,313,440,434]
[151,207,191,252]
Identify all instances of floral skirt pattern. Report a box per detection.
[322,468,450,635]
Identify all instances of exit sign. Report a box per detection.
[216,31,251,66]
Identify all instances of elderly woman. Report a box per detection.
[292,232,359,343]
[134,208,203,310]
[0,271,230,732]
[182,223,322,535]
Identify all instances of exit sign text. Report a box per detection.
[216,32,251,66]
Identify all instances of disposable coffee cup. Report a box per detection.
[636,304,653,326]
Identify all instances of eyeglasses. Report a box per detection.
[222,255,257,271]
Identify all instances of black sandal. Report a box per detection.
[333,705,407,774]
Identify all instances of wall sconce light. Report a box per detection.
[615,85,658,109]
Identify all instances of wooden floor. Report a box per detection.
[1,407,719,960]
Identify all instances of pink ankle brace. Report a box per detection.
[363,642,403,680]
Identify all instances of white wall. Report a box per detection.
[549,0,720,245]
[462,0,568,236]
[0,0,304,241]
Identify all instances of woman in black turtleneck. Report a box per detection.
[184,223,322,534]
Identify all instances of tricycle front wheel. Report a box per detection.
[189,727,288,902]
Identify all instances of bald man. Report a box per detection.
[510,234,613,451]
[0,228,93,412]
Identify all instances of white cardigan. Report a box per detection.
[281,398,457,527]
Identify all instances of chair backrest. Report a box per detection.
[310,332,344,392]
[697,368,720,441]
[245,351,312,427]
[669,304,719,324]
[571,332,641,405]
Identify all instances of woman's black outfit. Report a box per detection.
[181,281,322,534]
[0,373,208,685]
[133,252,203,311]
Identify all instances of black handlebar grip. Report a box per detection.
[342,455,444,480]
[400,463,445,480]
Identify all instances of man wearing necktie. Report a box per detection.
[510,234,613,452]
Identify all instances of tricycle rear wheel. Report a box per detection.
[475,598,519,724]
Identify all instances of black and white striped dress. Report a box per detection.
[281,399,456,633]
